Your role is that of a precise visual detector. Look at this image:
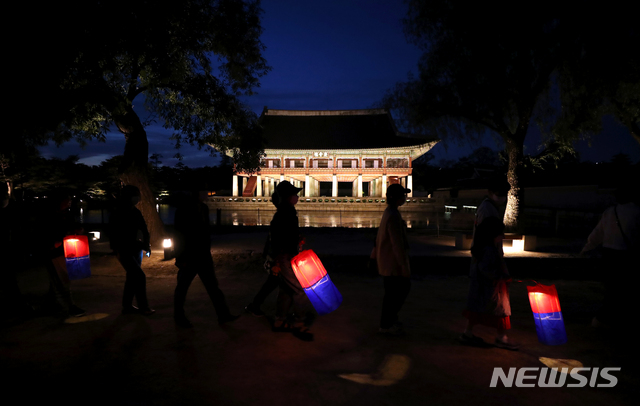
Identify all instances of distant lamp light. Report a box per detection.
[503,239,525,253]
[163,238,174,260]
[503,235,525,254]
[89,231,101,241]
[512,239,525,252]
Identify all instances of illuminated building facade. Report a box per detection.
[229,108,438,198]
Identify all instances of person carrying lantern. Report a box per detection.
[461,217,519,350]
[42,190,86,318]
[581,184,640,328]
[375,183,412,336]
[269,181,312,341]
[109,185,154,316]
[172,190,239,328]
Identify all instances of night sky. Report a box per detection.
[38,0,639,168]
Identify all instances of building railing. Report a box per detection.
[208,196,435,206]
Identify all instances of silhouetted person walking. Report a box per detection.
[375,183,411,336]
[173,190,239,328]
[0,183,33,322]
[461,217,518,350]
[270,181,312,341]
[581,185,640,327]
[109,185,154,315]
[43,190,85,318]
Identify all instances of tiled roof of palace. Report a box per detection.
[259,108,436,150]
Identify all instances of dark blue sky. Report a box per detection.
[39,0,639,167]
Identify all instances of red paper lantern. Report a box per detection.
[63,235,91,280]
[291,249,327,288]
[291,250,342,315]
[63,235,90,258]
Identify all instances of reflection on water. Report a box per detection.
[80,205,439,228]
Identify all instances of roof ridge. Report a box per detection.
[262,108,388,117]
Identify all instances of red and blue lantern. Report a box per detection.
[63,235,91,280]
[527,283,567,345]
[291,250,342,315]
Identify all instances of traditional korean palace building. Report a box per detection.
[229,108,438,198]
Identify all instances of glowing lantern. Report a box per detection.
[63,235,91,280]
[291,250,342,315]
[163,238,174,260]
[527,283,567,345]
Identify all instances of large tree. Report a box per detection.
[383,1,572,230]
[15,0,269,243]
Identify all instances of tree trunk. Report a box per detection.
[504,136,525,232]
[115,106,164,245]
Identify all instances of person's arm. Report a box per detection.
[387,213,410,276]
[581,213,605,254]
[476,247,501,280]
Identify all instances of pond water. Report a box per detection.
[80,204,448,229]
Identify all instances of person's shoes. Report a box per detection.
[68,305,86,317]
[459,333,484,345]
[292,327,314,342]
[174,314,193,328]
[218,314,240,325]
[303,311,316,327]
[378,324,406,336]
[122,306,155,315]
[122,305,140,315]
[272,320,292,332]
[245,303,265,317]
[140,307,156,316]
[494,338,520,351]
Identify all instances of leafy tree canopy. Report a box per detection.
[554,10,640,144]
[16,0,270,172]
[14,0,270,242]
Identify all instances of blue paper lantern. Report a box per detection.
[291,250,342,315]
[527,283,568,345]
[303,274,343,315]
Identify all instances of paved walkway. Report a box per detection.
[2,228,636,406]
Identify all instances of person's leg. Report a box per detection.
[46,256,80,315]
[174,265,197,316]
[277,259,307,326]
[275,278,294,326]
[463,320,475,336]
[494,321,519,350]
[118,252,151,312]
[252,274,280,307]
[393,277,411,321]
[380,276,406,329]
[196,259,235,322]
